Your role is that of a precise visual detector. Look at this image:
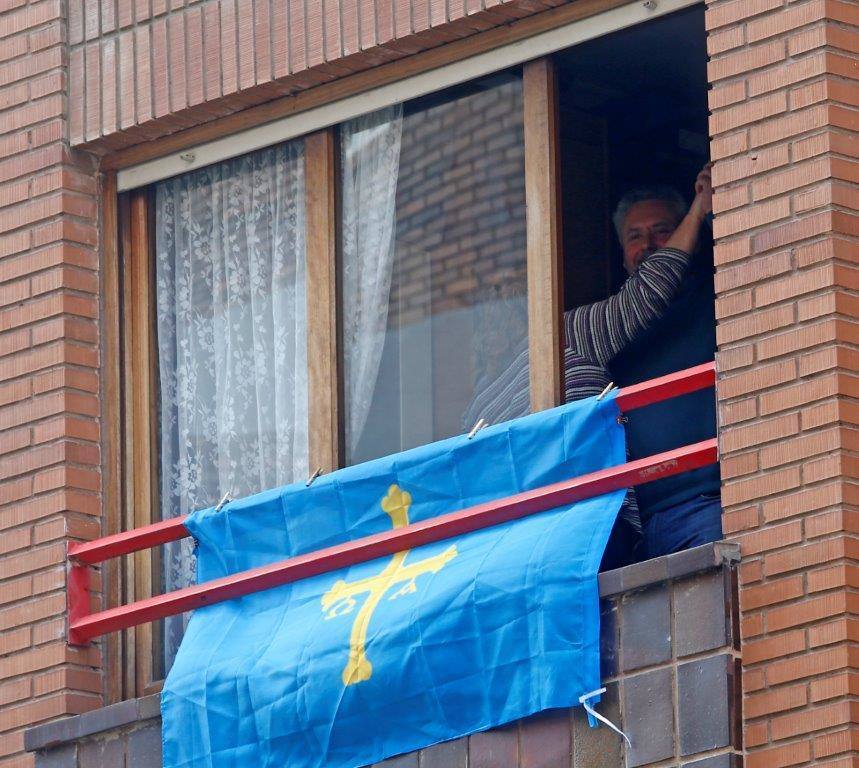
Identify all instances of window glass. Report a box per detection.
[153,141,309,670]
[341,73,528,464]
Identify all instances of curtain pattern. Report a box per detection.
[154,141,309,667]
[340,106,404,457]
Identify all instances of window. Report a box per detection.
[340,75,529,464]
[152,141,309,670]
[114,67,553,690]
[111,4,715,697]
[556,6,710,310]
[554,6,719,564]
[117,140,310,689]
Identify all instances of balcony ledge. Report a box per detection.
[26,541,741,768]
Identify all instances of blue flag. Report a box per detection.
[162,392,627,768]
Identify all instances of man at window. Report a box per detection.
[464,165,714,568]
[610,175,721,562]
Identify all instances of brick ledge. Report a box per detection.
[598,541,740,598]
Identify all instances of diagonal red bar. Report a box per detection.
[68,438,717,645]
[614,361,715,412]
[68,515,189,566]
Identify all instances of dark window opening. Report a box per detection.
[558,6,710,306]
[556,7,721,568]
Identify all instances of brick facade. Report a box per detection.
[65,0,569,151]
[707,0,859,765]
[390,77,526,326]
[0,2,105,767]
[0,0,857,765]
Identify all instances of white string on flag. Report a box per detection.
[579,688,632,747]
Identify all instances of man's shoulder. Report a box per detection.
[609,269,715,385]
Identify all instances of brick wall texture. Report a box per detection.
[389,77,526,326]
[0,0,856,764]
[0,1,106,767]
[707,0,859,765]
[65,0,570,150]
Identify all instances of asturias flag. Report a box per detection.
[162,391,627,768]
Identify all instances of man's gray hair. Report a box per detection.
[612,185,687,241]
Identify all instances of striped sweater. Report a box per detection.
[462,246,692,532]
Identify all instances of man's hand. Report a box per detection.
[665,162,714,255]
[690,162,713,223]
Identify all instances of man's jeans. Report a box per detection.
[641,493,723,560]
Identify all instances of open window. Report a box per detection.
[109,3,717,700]
[558,6,710,309]
[555,5,719,567]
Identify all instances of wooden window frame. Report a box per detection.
[104,59,562,699]
[306,129,343,475]
[524,58,564,413]
[104,187,163,700]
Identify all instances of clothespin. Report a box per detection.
[467,418,487,439]
[215,490,232,512]
[597,382,615,401]
[306,467,324,487]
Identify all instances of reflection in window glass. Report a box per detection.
[341,74,528,465]
[154,141,309,671]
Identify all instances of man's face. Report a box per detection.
[620,200,680,276]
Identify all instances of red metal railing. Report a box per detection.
[67,361,717,646]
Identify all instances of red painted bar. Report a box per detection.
[65,362,718,569]
[614,361,715,412]
[68,438,717,644]
[68,515,189,566]
[67,560,90,634]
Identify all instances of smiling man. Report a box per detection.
[610,169,722,562]
[617,192,689,275]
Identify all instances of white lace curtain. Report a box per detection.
[154,141,309,667]
[340,105,403,458]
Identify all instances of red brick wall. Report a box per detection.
[0,1,106,765]
[708,0,859,764]
[66,0,570,151]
